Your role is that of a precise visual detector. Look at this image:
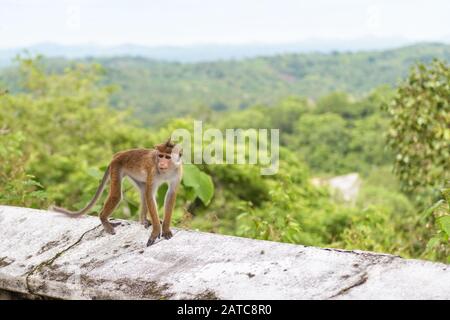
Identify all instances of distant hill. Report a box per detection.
[0,37,416,65]
[1,43,450,125]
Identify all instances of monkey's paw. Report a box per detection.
[104,226,116,235]
[102,222,117,235]
[142,219,163,229]
[110,221,122,227]
[143,219,151,229]
[162,229,173,240]
[146,232,161,246]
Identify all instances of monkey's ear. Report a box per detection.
[171,144,183,165]
[172,144,183,156]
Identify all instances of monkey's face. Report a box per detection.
[157,144,182,173]
[155,140,182,173]
[157,152,175,172]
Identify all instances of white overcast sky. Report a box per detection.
[1,0,449,48]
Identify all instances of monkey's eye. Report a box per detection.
[158,154,164,158]
[165,155,172,160]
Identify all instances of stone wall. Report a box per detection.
[0,205,449,299]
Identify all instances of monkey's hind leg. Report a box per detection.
[99,166,122,235]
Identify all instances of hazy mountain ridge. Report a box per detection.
[0,36,427,65]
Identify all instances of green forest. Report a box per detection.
[0,44,449,263]
[2,43,450,125]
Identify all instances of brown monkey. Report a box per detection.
[51,139,183,246]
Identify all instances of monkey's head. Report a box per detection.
[155,138,183,172]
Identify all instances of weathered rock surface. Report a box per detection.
[0,205,448,300]
[311,173,361,203]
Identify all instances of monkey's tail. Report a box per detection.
[50,165,111,218]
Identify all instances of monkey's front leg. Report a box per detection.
[162,184,178,240]
[145,178,161,246]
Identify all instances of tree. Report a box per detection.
[386,60,450,199]
[294,113,351,174]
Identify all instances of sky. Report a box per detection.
[1,0,449,48]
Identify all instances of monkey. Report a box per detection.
[50,138,183,246]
